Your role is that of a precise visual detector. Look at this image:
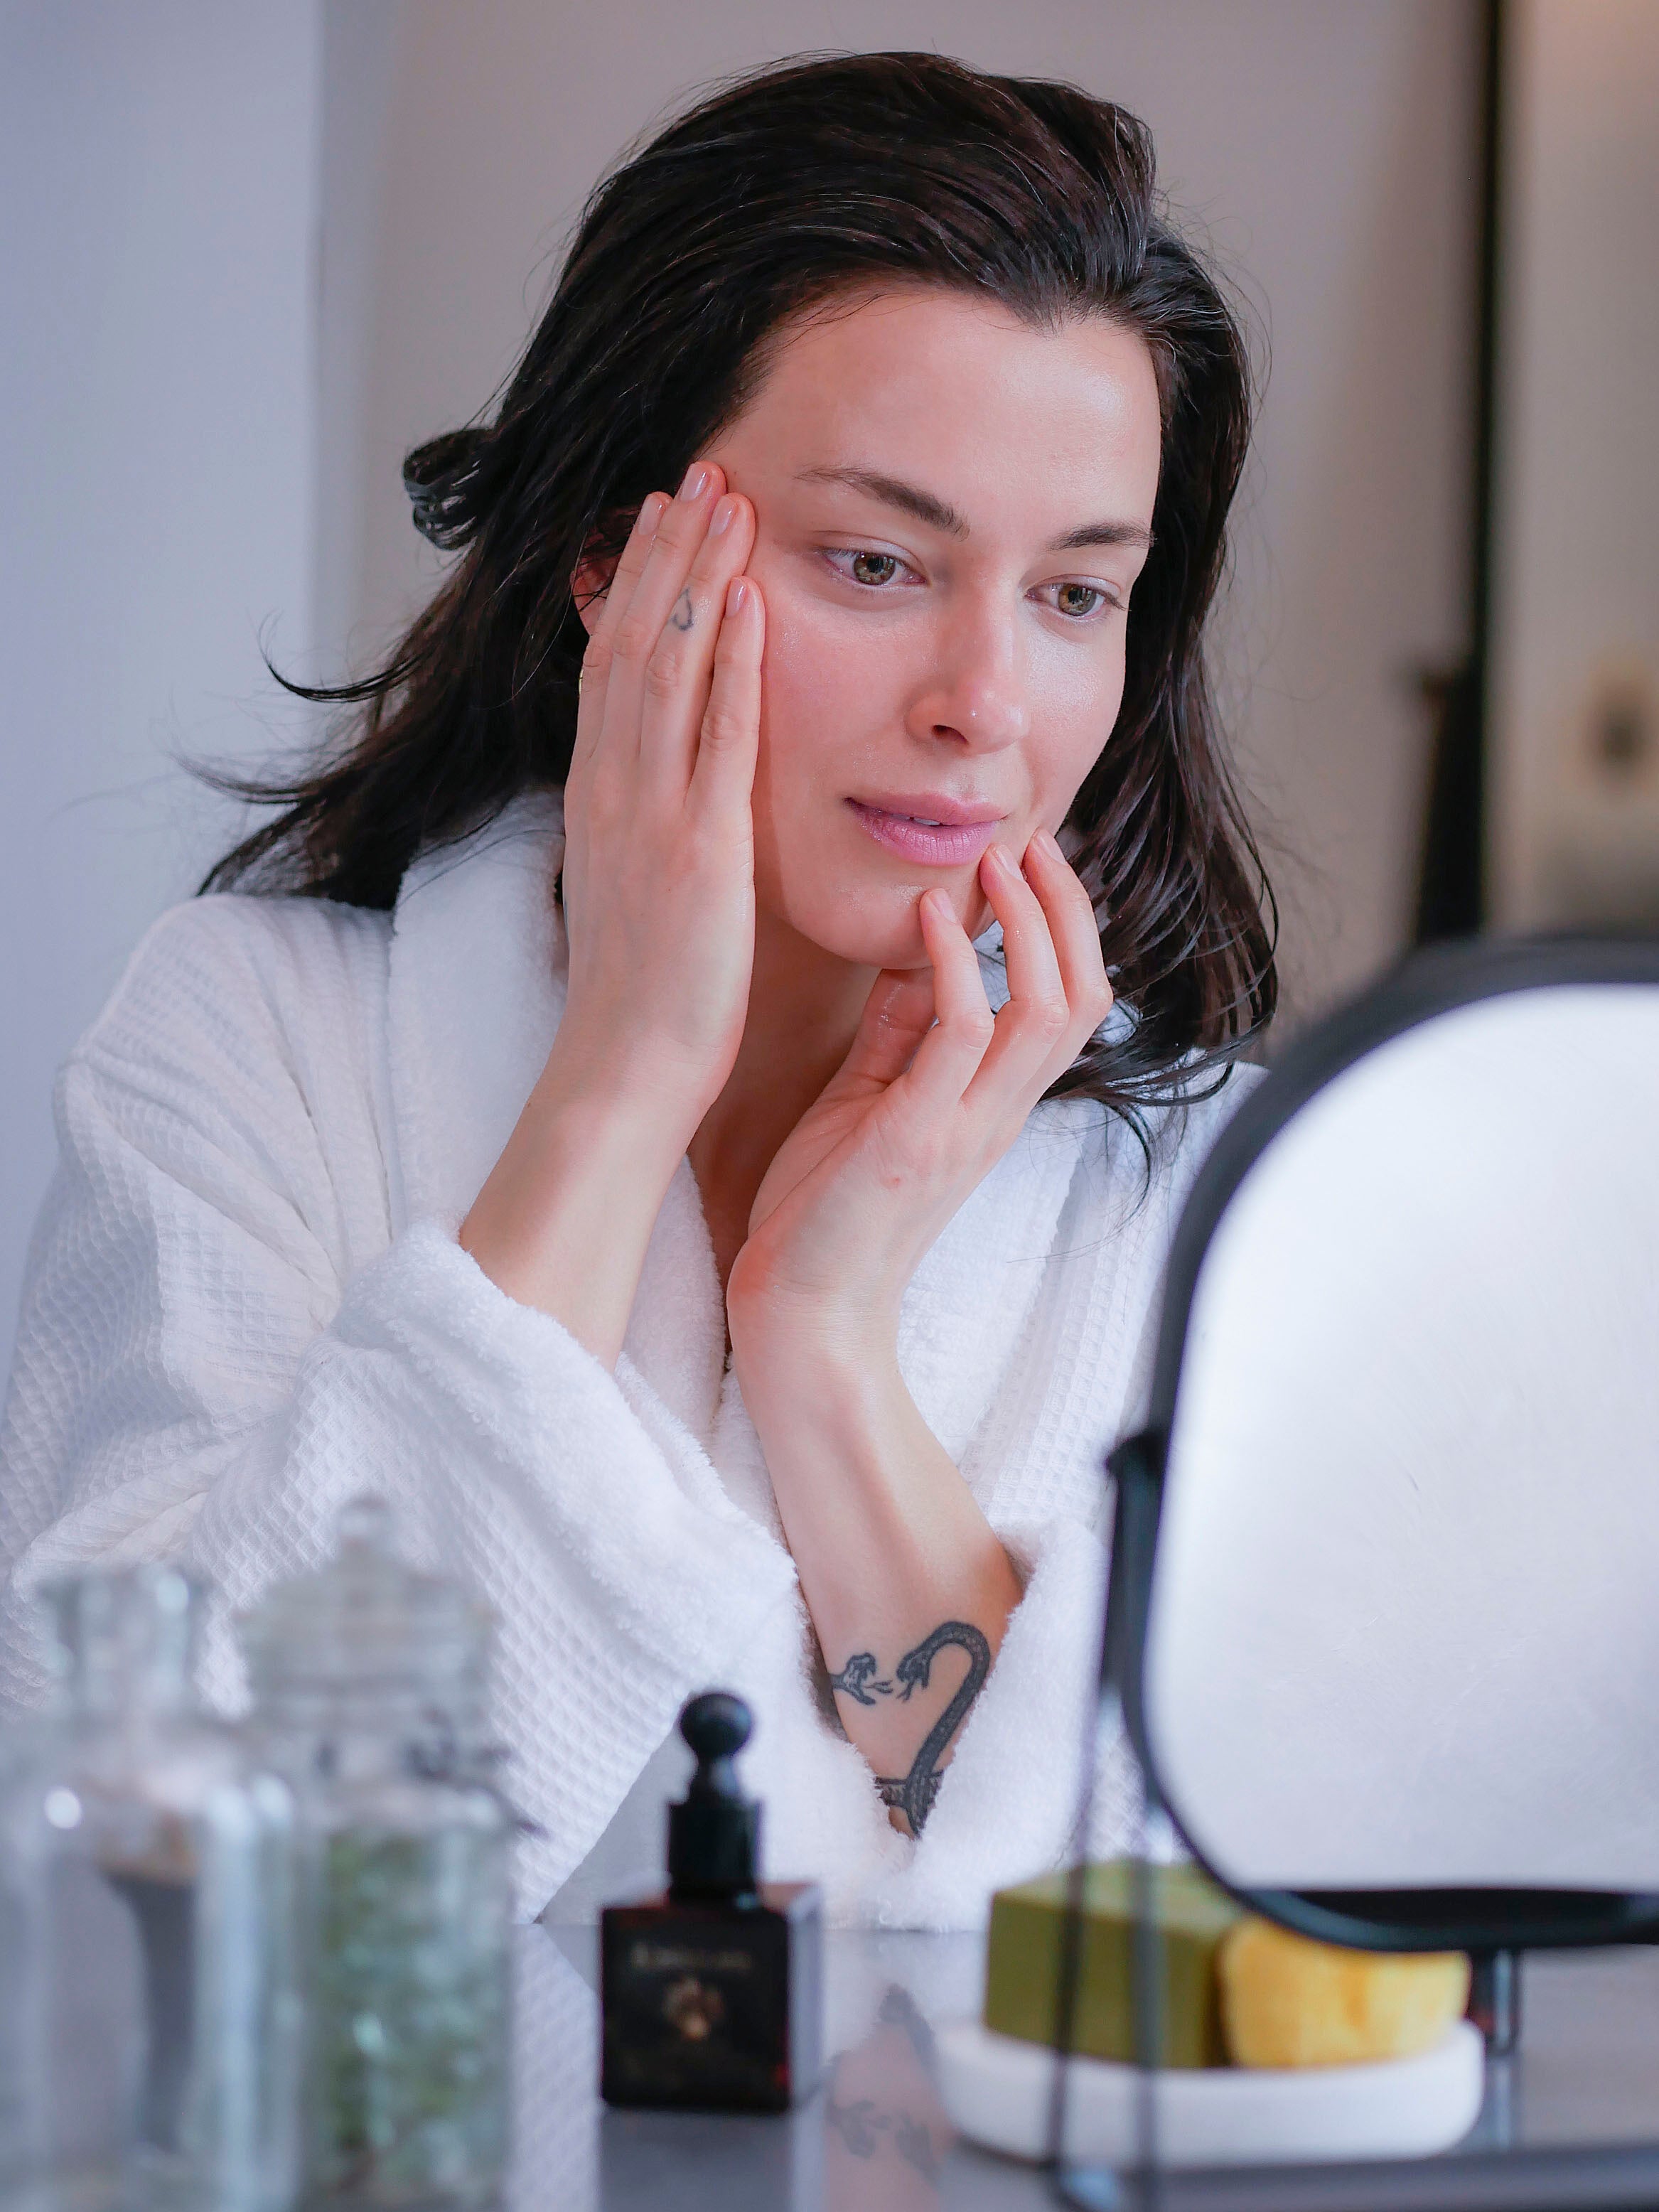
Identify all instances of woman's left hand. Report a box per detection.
[726,830,1112,1365]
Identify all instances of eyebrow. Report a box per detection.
[794,463,1153,554]
[797,465,966,537]
[1047,517,1155,554]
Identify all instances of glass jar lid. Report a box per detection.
[240,1496,495,1705]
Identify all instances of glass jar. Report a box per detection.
[240,1500,512,2211]
[0,1564,301,2212]
[0,1695,53,2198]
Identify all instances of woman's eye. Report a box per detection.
[849,551,901,586]
[828,549,906,589]
[1051,581,1110,620]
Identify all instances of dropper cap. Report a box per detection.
[667,1692,760,1904]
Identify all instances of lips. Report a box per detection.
[846,797,1006,868]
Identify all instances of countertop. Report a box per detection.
[512,1925,1659,2211]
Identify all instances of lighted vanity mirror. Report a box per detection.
[1116,938,1659,1954]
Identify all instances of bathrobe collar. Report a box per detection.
[384,793,1085,1491]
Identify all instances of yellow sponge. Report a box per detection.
[1218,1918,1471,2069]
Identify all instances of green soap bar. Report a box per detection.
[984,1860,1243,2069]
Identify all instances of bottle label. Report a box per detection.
[602,1911,792,2111]
[628,1941,753,1976]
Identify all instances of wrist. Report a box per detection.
[527,1083,681,1192]
[729,1294,902,1417]
[535,1031,709,1161]
[459,1047,689,1360]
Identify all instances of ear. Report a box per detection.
[571,543,616,636]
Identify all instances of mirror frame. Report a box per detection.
[1108,933,1659,1954]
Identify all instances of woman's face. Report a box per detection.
[706,286,1164,969]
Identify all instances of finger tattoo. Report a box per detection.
[669,587,694,633]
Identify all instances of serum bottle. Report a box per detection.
[601,1692,822,2112]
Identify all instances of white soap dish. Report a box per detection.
[936,2017,1485,2168]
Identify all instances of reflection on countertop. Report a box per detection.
[515,1921,999,2211]
[510,1923,1659,2212]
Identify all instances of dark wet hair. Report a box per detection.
[205,49,1276,1131]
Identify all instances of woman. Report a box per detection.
[0,53,1274,1927]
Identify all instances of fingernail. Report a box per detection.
[984,841,1012,872]
[725,576,748,616]
[709,494,736,536]
[640,492,669,535]
[1039,827,1065,858]
[678,462,712,502]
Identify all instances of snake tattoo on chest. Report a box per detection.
[827,1621,992,1836]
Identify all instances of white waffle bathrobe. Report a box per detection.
[0,795,1253,1927]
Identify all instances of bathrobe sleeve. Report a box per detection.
[0,898,798,1916]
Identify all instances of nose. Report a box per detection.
[903,596,1029,753]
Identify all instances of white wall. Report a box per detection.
[0,2,322,1346]
[1489,0,1659,929]
[318,0,1481,1029]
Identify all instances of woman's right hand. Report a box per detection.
[458,463,763,1358]
[557,463,763,1128]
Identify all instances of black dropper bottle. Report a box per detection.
[667,1691,759,1901]
[600,1692,823,2112]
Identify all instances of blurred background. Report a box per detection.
[1,0,1655,1351]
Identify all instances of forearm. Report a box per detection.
[458,469,761,1368]
[738,1333,1023,1834]
[459,1055,686,1367]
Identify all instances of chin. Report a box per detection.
[770,875,987,970]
